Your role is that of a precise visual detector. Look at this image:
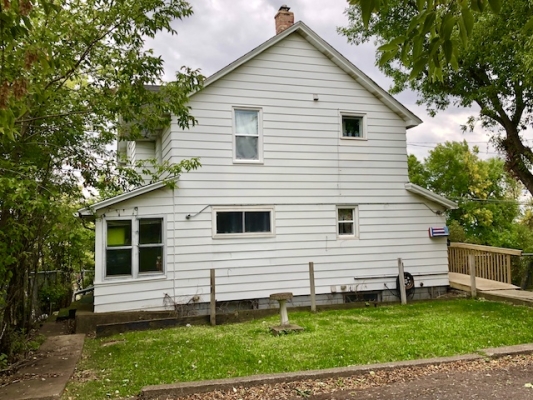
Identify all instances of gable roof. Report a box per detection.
[405,183,458,210]
[78,181,167,216]
[200,21,422,129]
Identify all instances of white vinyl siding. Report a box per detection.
[91,32,449,313]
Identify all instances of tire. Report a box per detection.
[396,272,415,291]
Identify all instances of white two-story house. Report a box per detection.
[79,6,456,314]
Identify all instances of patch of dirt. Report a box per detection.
[70,368,99,383]
[164,355,533,400]
[436,289,469,299]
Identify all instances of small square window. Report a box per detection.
[342,116,363,138]
[340,113,366,139]
[337,207,358,238]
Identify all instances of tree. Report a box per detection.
[408,141,520,244]
[340,1,533,198]
[0,0,202,358]
[344,1,533,80]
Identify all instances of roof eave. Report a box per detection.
[405,183,458,210]
[77,181,167,216]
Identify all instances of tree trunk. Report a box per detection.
[500,123,533,197]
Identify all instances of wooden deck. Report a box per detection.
[449,272,533,305]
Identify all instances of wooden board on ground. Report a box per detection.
[483,290,533,301]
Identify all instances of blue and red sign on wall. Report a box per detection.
[428,227,449,237]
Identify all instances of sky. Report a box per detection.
[145,0,501,160]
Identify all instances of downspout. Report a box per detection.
[172,187,177,302]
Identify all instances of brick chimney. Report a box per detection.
[275,5,294,35]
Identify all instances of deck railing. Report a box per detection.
[448,242,522,284]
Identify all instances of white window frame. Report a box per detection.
[339,112,367,140]
[233,107,263,164]
[104,216,166,279]
[212,206,275,238]
[105,218,133,278]
[336,206,359,239]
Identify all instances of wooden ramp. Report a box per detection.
[449,272,533,306]
[449,272,519,292]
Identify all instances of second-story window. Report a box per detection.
[340,112,367,140]
[234,108,262,162]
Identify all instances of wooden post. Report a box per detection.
[506,254,512,284]
[309,262,316,313]
[210,269,216,326]
[398,258,407,305]
[468,254,477,298]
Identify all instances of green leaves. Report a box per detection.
[524,16,533,32]
[0,0,201,358]
[344,0,520,82]
[422,11,436,34]
[408,142,520,243]
[342,0,533,217]
[356,0,377,27]
[461,5,474,37]
[443,39,453,62]
[377,36,405,51]
[410,57,428,79]
[488,0,502,13]
[440,13,457,41]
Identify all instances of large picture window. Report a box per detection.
[213,207,274,237]
[234,108,262,162]
[105,218,164,278]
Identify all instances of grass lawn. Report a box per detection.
[64,299,533,399]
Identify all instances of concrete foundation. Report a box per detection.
[76,286,449,335]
